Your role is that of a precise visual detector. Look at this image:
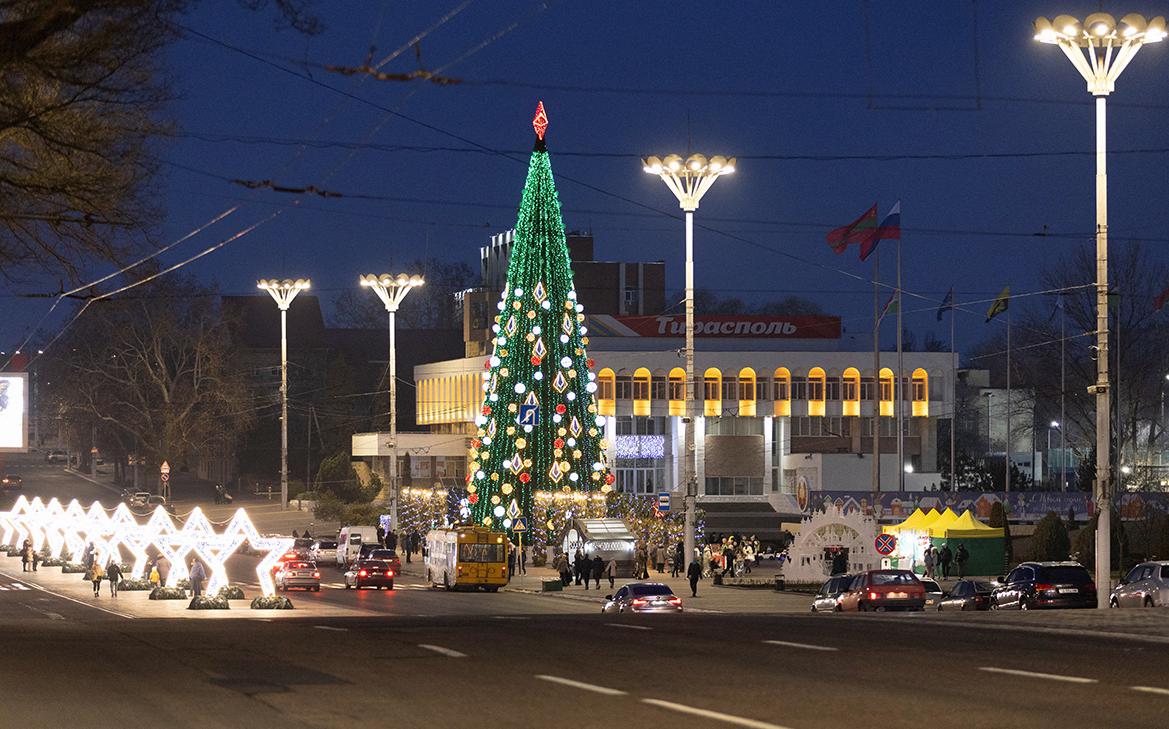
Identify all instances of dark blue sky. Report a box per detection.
[6,1,1169,356]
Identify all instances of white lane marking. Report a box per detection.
[0,586,7,591]
[0,571,134,619]
[313,625,348,632]
[978,667,1097,684]
[491,615,530,620]
[12,583,30,590]
[605,622,652,631]
[418,644,467,658]
[642,698,793,729]
[43,612,65,621]
[763,639,839,652]
[534,674,626,696]
[1132,686,1169,697]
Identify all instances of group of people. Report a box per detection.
[699,534,760,579]
[554,550,617,590]
[370,526,422,563]
[632,540,686,579]
[922,542,970,579]
[18,540,40,572]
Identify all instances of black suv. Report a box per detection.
[991,561,1096,610]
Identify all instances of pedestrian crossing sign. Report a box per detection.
[511,516,528,532]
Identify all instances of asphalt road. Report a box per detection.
[0,452,116,507]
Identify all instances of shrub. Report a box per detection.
[1072,513,1129,571]
[149,586,188,600]
[250,595,294,609]
[188,596,230,610]
[217,585,246,600]
[1031,512,1071,561]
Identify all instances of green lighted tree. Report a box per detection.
[466,102,613,534]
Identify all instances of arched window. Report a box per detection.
[668,367,686,416]
[738,367,757,417]
[772,367,791,417]
[807,367,826,417]
[879,368,894,417]
[703,367,722,417]
[633,367,652,416]
[842,367,861,417]
[912,368,929,417]
[597,368,616,416]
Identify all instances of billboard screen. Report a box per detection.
[0,373,29,453]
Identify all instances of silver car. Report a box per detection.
[602,583,683,613]
[1110,561,1169,608]
[310,539,338,566]
[811,574,853,612]
[920,578,944,609]
[275,560,321,592]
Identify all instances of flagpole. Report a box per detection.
[950,301,956,490]
[872,253,881,500]
[1006,305,1012,494]
[1060,300,1066,492]
[896,237,905,492]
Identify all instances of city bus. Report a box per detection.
[424,526,509,592]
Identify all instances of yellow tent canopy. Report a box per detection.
[926,508,960,537]
[918,508,942,529]
[940,510,1004,539]
[887,508,928,533]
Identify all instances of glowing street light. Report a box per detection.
[1033,11,1162,608]
[359,273,424,531]
[257,278,311,509]
[642,152,735,567]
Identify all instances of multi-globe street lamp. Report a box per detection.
[359,273,424,531]
[1033,11,1163,607]
[641,153,735,567]
[257,278,310,509]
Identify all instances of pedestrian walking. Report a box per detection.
[386,530,398,551]
[20,540,30,572]
[519,545,528,575]
[90,561,105,597]
[106,560,123,597]
[605,557,617,589]
[956,543,969,578]
[923,545,936,579]
[720,543,735,578]
[148,563,161,588]
[556,552,572,587]
[507,541,517,580]
[376,525,386,547]
[591,555,604,590]
[573,549,586,586]
[655,545,666,574]
[189,559,206,599]
[31,548,39,571]
[702,544,712,578]
[687,560,702,597]
[671,540,684,577]
[939,544,953,579]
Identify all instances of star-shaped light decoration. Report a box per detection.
[532,100,548,141]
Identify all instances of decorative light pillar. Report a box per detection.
[257,278,311,509]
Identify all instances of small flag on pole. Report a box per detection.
[936,287,954,321]
[986,286,1010,322]
[877,289,899,325]
[826,204,877,254]
[860,200,901,262]
[1155,283,1169,311]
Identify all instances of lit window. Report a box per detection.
[912,368,929,417]
[772,367,791,417]
[879,368,894,417]
[842,367,860,417]
[597,368,616,416]
[704,368,722,416]
[807,367,826,417]
[633,368,651,416]
[668,368,685,416]
[738,367,757,417]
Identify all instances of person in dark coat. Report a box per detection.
[720,543,736,577]
[687,560,702,597]
[376,525,386,547]
[938,544,953,579]
[189,559,206,599]
[573,549,585,586]
[590,555,604,590]
[106,559,123,597]
[386,530,398,551]
[956,543,969,578]
[671,541,685,578]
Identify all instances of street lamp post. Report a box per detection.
[258,278,311,509]
[1034,11,1164,607]
[360,273,425,532]
[642,153,735,568]
[1047,421,1060,489]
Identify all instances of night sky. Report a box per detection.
[5,1,1169,358]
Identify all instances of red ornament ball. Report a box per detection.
[482,405,491,415]
[586,358,595,368]
[553,438,565,449]
[555,404,567,414]
[468,493,479,504]
[531,355,542,366]
[604,473,615,485]
[470,438,481,448]
[519,473,532,484]
[484,359,492,369]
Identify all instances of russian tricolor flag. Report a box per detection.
[860,200,901,261]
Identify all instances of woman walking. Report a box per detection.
[90,561,105,597]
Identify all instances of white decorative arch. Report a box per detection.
[784,506,880,583]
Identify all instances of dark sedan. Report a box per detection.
[1,474,22,490]
[992,562,1096,610]
[602,583,683,614]
[344,559,395,590]
[937,579,996,611]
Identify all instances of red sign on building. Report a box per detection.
[588,314,841,339]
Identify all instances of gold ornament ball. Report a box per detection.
[601,484,612,493]
[515,438,527,449]
[490,473,499,481]
[508,403,518,413]
[501,483,513,495]
[589,427,598,436]
[557,427,567,436]
[512,301,521,310]
[546,520,554,530]
[483,516,492,526]
[527,310,536,319]
[523,458,532,467]
[491,494,501,505]
[506,426,516,435]
[573,449,582,459]
[500,367,509,377]
[553,448,563,458]
[467,484,477,493]
[581,337,589,345]
[525,333,535,342]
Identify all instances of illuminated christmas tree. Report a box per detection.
[467,102,614,534]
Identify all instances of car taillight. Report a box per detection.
[1084,582,1095,591]
[631,598,648,606]
[386,570,393,578]
[1035,583,1055,592]
[358,570,367,577]
[868,591,879,601]
[668,596,682,605]
[312,571,320,578]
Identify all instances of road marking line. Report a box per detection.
[43,612,65,620]
[418,644,467,658]
[978,667,1096,684]
[534,675,626,696]
[491,615,529,620]
[642,699,792,729]
[0,571,135,619]
[763,639,838,652]
[313,625,348,632]
[1132,686,1169,697]
[12,583,30,590]
[606,622,652,631]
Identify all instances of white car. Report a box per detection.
[310,539,338,566]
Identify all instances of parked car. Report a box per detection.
[337,525,379,567]
[937,579,996,611]
[45,449,68,463]
[601,583,683,614]
[992,561,1096,610]
[360,547,402,575]
[1,474,23,490]
[837,569,926,612]
[920,578,944,609]
[309,539,338,565]
[1110,561,1169,608]
[275,560,321,592]
[811,574,853,612]
[344,559,395,590]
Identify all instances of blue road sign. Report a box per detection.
[518,404,540,426]
[875,533,897,556]
[657,492,671,512]
[511,516,528,532]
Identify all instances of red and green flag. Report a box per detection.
[826,204,877,254]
